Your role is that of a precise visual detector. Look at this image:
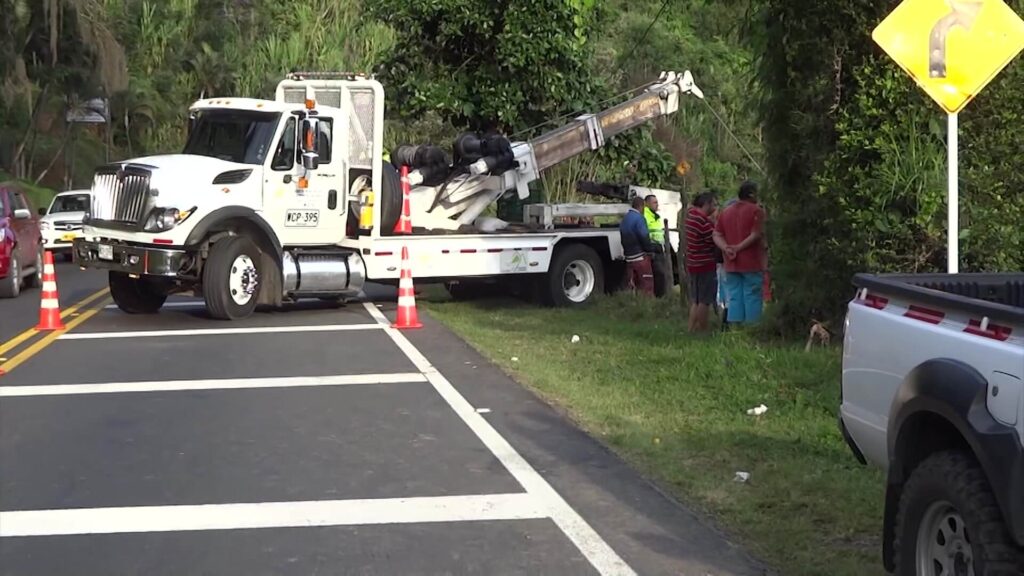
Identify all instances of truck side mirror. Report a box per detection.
[299,117,320,171]
[38,207,47,216]
[300,118,319,154]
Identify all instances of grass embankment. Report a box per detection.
[421,290,884,576]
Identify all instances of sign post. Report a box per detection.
[872,0,1024,273]
[947,112,958,273]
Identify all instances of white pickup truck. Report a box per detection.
[840,273,1024,575]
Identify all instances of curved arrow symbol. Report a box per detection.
[930,0,984,78]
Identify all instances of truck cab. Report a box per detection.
[75,75,383,318]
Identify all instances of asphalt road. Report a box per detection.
[0,259,107,342]
[0,266,767,576]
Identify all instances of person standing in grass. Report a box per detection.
[714,180,767,325]
[620,195,660,296]
[684,191,719,332]
[644,194,670,298]
[715,197,737,326]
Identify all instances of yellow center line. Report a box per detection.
[0,287,109,357]
[0,297,111,375]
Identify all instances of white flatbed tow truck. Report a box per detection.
[73,70,704,319]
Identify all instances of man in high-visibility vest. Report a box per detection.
[644,194,670,297]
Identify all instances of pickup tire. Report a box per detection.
[203,235,262,320]
[25,244,43,289]
[543,243,603,307]
[109,271,167,314]
[895,450,1024,575]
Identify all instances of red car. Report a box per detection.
[0,182,44,298]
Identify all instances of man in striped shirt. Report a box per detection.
[685,191,719,332]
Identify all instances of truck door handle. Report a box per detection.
[328,189,338,210]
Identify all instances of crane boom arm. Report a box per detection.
[401,70,703,231]
[528,71,704,173]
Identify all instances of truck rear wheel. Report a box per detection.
[203,235,262,320]
[543,244,603,307]
[109,271,167,314]
[895,450,1024,576]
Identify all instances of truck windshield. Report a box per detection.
[183,110,281,165]
[49,194,90,214]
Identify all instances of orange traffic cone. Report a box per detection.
[392,245,422,330]
[36,251,66,331]
[393,165,413,235]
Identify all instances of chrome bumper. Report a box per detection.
[73,239,193,277]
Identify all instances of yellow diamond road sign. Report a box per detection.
[873,0,1024,113]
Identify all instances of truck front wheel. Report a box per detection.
[895,450,1024,575]
[543,244,604,307]
[109,271,167,314]
[203,235,262,320]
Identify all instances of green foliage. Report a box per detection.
[370,0,600,133]
[752,0,1024,333]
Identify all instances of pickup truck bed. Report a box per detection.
[841,272,1024,572]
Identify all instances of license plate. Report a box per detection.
[285,209,320,227]
[98,244,113,261]
[61,232,77,242]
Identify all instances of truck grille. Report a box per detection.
[91,165,153,225]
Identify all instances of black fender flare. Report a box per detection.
[183,207,284,306]
[184,207,282,257]
[881,358,1024,568]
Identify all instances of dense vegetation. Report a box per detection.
[1,0,1021,329]
[752,0,1024,330]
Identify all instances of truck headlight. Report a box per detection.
[40,221,51,231]
[143,207,195,233]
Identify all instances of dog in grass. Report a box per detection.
[805,320,831,352]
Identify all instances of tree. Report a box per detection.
[0,0,126,178]
[371,0,601,133]
[749,0,1024,333]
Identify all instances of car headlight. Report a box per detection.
[143,207,195,233]
[40,221,51,231]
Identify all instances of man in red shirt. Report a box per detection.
[684,191,719,332]
[713,180,766,325]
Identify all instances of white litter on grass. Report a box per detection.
[571,335,581,344]
[476,408,492,414]
[734,471,751,483]
[511,357,519,362]
[746,404,768,416]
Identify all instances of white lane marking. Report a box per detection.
[0,493,545,537]
[362,302,635,576]
[58,323,382,340]
[0,373,426,397]
[105,301,202,309]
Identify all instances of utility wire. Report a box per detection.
[511,0,672,140]
[621,0,672,66]
[699,98,765,176]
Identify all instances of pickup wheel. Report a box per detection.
[25,244,43,289]
[543,244,603,307]
[109,271,167,314]
[895,450,1024,576]
[203,235,262,320]
[0,253,20,298]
